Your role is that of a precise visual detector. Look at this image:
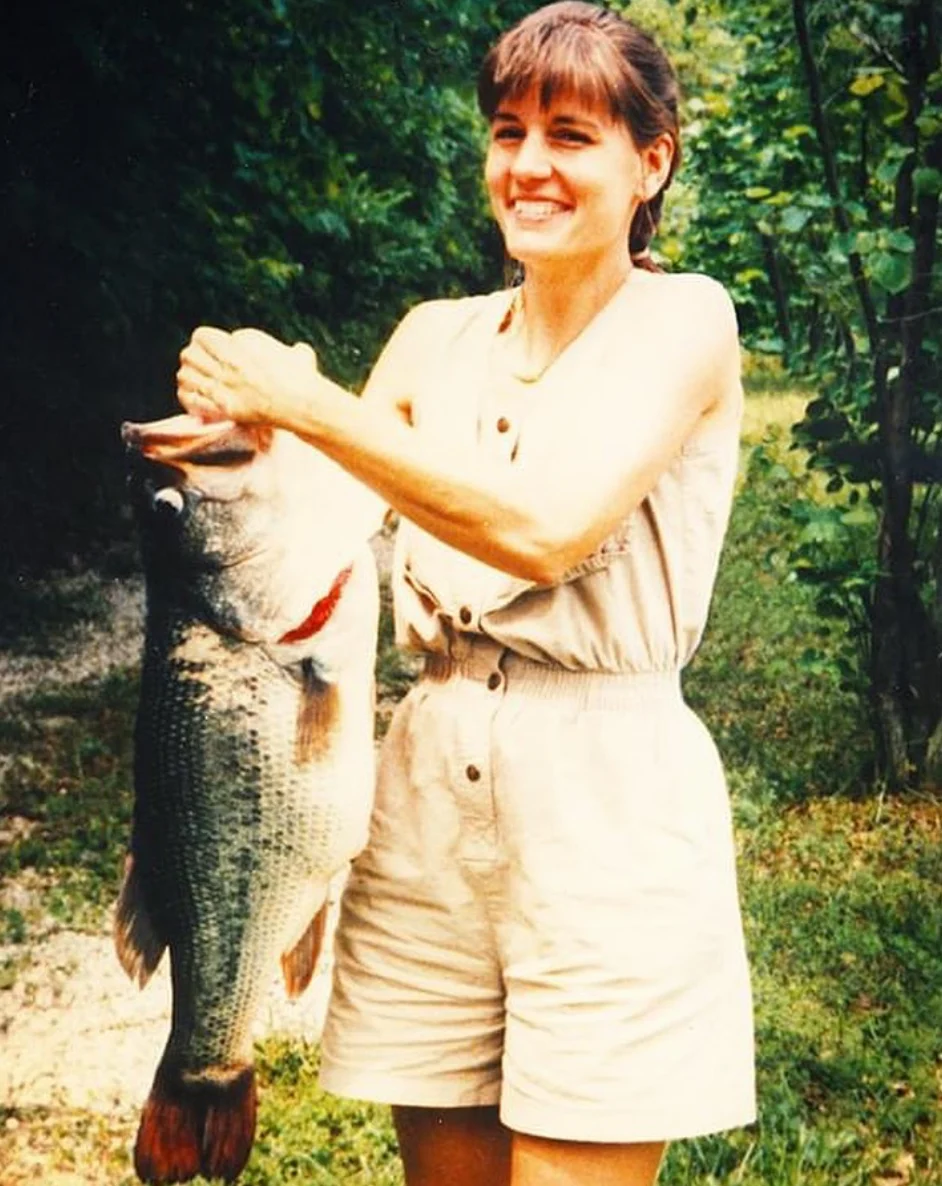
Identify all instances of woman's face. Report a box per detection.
[485,87,659,273]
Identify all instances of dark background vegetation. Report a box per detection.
[2,0,939,786]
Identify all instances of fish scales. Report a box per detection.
[134,612,368,1069]
[116,411,382,1184]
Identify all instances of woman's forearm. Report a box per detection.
[278,374,561,582]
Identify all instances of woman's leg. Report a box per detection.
[512,1134,666,1186]
[393,1105,512,1186]
[393,1107,664,1186]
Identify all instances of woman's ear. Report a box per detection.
[640,132,675,201]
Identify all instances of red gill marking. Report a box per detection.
[278,565,353,645]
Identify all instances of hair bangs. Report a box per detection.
[478,21,628,124]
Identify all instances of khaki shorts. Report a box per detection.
[319,639,756,1142]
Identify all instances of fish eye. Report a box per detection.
[152,486,185,514]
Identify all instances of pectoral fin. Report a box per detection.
[295,658,340,764]
[280,902,329,999]
[114,854,167,988]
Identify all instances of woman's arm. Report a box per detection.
[177,278,740,584]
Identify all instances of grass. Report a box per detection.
[1,384,940,1183]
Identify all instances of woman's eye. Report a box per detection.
[492,126,524,142]
[554,129,591,144]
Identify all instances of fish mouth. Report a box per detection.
[121,415,271,468]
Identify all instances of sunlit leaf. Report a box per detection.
[869,252,911,294]
[780,206,812,233]
[849,73,885,97]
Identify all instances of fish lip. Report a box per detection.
[121,415,263,467]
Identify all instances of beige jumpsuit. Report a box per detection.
[319,288,757,1142]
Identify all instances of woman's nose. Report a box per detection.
[511,132,552,180]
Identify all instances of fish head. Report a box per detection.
[122,414,279,571]
[123,413,383,641]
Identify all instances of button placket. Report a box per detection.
[452,665,504,864]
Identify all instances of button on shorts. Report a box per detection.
[319,639,756,1142]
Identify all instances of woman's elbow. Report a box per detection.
[493,524,582,585]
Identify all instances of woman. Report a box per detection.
[177,4,756,1183]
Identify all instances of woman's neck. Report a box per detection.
[508,252,633,382]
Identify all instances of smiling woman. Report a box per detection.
[175,4,754,1185]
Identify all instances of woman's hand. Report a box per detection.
[177,326,320,425]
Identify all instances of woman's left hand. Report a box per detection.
[177,326,320,425]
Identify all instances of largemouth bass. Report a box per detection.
[115,412,383,1184]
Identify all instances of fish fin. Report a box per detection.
[295,658,340,765]
[134,1063,256,1185]
[134,1066,202,1184]
[114,854,166,988]
[280,901,329,999]
[201,1067,258,1183]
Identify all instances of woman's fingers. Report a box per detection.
[192,325,234,365]
[177,327,238,419]
[179,341,217,379]
[177,357,230,422]
[178,324,309,426]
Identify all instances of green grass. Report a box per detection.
[0,670,137,931]
[1,386,940,1183]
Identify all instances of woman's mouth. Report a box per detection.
[510,198,570,223]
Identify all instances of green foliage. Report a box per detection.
[2,0,531,570]
[675,0,942,786]
[247,1040,402,1184]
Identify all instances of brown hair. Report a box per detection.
[477,1,681,271]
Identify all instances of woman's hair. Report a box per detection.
[477,1,681,271]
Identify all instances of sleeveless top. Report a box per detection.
[392,287,742,675]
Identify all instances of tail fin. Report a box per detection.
[134,1063,256,1184]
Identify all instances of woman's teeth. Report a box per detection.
[513,200,566,221]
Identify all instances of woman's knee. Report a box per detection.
[510,1133,666,1186]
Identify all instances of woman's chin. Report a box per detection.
[503,235,577,270]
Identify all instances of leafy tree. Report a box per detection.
[681,0,941,788]
[1,0,528,569]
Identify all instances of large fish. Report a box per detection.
[115,411,383,1184]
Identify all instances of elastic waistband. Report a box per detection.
[422,640,681,711]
